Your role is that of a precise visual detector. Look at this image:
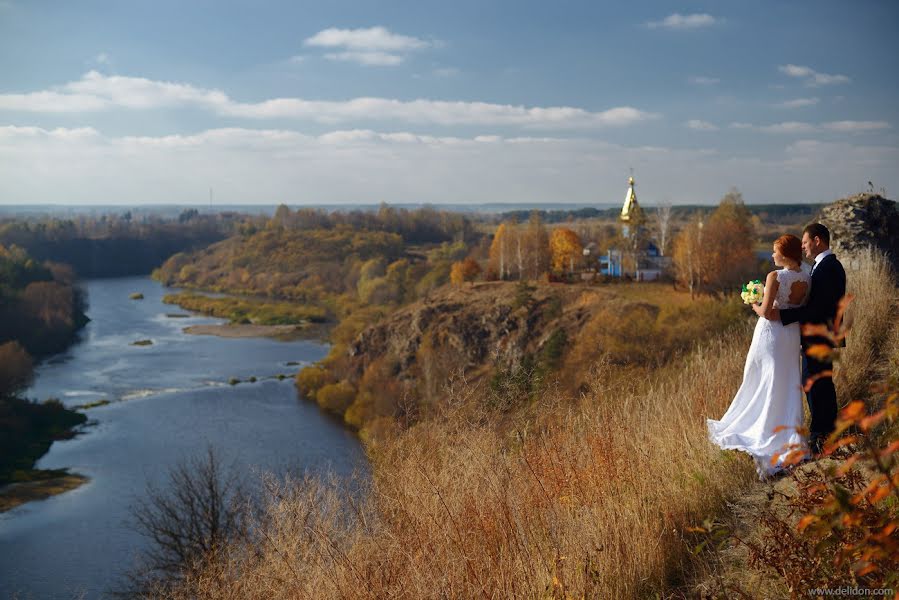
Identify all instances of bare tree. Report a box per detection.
[122,447,246,596]
[654,200,673,256]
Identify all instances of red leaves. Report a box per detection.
[806,344,833,361]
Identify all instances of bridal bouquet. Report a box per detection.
[740,280,764,305]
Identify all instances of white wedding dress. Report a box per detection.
[707,268,812,479]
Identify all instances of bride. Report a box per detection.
[707,234,811,479]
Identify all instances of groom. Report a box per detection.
[765,223,846,454]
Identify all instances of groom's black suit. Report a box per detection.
[779,252,846,450]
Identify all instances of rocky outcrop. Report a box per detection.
[347,281,595,384]
[820,193,899,272]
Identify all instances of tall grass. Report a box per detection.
[836,248,897,404]
[157,329,759,598]
[155,251,895,599]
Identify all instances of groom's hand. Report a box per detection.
[752,303,780,321]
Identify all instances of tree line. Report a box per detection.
[1,244,89,485]
[0,211,234,277]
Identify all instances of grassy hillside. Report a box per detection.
[147,250,896,599]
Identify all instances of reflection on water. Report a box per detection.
[0,277,366,599]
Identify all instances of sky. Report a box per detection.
[1,0,898,206]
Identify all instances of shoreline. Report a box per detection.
[0,473,89,513]
[182,322,331,340]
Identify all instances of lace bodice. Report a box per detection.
[773,268,811,309]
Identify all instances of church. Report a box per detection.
[598,175,668,281]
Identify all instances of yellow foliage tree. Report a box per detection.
[672,216,705,298]
[703,188,757,291]
[523,211,550,279]
[488,223,511,280]
[450,258,481,286]
[549,228,583,275]
[672,189,757,297]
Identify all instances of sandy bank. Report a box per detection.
[0,474,89,513]
[183,323,328,340]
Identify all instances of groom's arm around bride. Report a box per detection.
[766,224,847,453]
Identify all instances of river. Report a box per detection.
[0,277,366,599]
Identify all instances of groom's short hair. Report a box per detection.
[803,223,830,246]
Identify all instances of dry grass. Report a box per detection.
[155,252,895,600]
[836,248,897,404]
[159,326,759,599]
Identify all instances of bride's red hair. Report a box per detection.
[775,234,802,263]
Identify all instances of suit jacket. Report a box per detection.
[780,253,847,345]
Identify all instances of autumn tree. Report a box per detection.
[653,201,673,256]
[450,258,481,285]
[22,281,74,328]
[488,223,511,280]
[703,188,757,291]
[269,203,293,229]
[672,216,706,298]
[523,211,550,279]
[672,189,757,297]
[549,228,583,275]
[0,341,33,398]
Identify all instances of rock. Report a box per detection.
[819,193,899,272]
[129,292,144,300]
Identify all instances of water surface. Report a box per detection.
[0,277,365,599]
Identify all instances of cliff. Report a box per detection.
[347,280,591,382]
[306,279,742,430]
[820,192,899,272]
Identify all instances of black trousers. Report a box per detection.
[802,352,838,449]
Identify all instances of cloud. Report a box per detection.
[433,67,460,78]
[727,120,890,134]
[778,64,850,86]
[304,26,431,66]
[646,13,720,30]
[822,120,891,133]
[0,71,659,129]
[774,97,820,109]
[758,121,818,134]
[94,52,111,66]
[3,125,895,207]
[685,119,718,131]
[688,76,720,85]
[323,51,404,66]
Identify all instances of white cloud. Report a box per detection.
[2,125,895,207]
[688,76,720,85]
[94,52,111,66]
[323,51,404,66]
[0,71,658,129]
[685,119,718,131]
[646,13,720,30]
[778,64,850,86]
[727,120,891,134]
[304,26,429,51]
[433,67,461,78]
[304,26,431,66]
[759,121,818,134]
[822,120,891,133]
[774,97,820,109]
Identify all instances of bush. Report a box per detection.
[295,365,332,402]
[316,381,357,415]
